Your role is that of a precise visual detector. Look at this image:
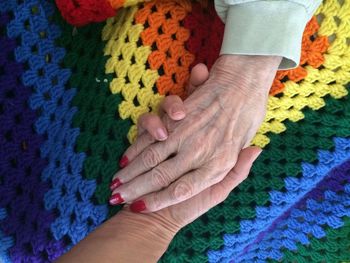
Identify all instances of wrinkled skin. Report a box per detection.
[111,54,281,212]
[58,59,267,262]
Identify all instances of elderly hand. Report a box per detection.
[110,55,281,212]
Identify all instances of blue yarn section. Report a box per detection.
[0,209,13,263]
[4,0,108,247]
[207,137,350,262]
[237,174,350,261]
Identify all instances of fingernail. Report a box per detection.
[130,200,146,213]
[119,156,128,168]
[109,193,124,205]
[156,128,167,141]
[110,178,122,190]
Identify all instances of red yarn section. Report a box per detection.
[55,0,116,27]
[183,1,224,70]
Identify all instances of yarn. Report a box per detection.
[0,7,65,261]
[55,13,132,207]
[55,0,116,27]
[160,93,350,263]
[1,0,108,259]
[0,0,350,262]
[277,217,350,262]
[100,0,348,146]
[208,137,350,262]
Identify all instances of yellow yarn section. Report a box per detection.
[102,6,164,142]
[103,0,349,147]
[252,0,350,147]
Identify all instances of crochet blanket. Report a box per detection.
[0,0,349,262]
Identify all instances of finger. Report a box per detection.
[138,113,168,141]
[109,154,191,205]
[111,89,219,192]
[148,147,262,227]
[115,131,155,172]
[120,113,167,164]
[159,95,186,120]
[129,147,262,213]
[187,63,209,95]
[159,63,209,120]
[209,146,262,206]
[111,140,175,190]
[111,114,167,189]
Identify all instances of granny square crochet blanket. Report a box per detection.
[0,0,350,262]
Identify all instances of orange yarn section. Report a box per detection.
[135,0,194,98]
[270,17,330,96]
[107,0,124,9]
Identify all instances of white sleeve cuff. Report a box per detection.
[219,1,311,69]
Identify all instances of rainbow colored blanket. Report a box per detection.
[1,0,350,262]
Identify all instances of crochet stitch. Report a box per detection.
[0,0,349,262]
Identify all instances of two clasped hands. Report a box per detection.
[109,54,281,214]
[58,54,281,263]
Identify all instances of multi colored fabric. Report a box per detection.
[0,0,349,262]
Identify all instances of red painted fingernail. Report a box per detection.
[109,178,122,190]
[130,200,146,213]
[119,156,128,168]
[109,193,124,205]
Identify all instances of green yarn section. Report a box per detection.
[54,14,132,208]
[272,216,350,262]
[52,10,350,260]
[160,93,350,263]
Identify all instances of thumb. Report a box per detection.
[163,147,262,228]
[209,147,262,207]
[228,146,262,179]
[210,146,262,206]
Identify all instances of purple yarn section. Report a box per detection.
[245,157,350,253]
[0,12,65,262]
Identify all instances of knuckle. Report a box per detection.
[171,180,193,201]
[142,147,160,168]
[151,167,172,189]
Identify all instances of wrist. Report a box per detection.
[211,54,281,97]
[217,54,282,74]
[58,209,179,263]
[108,210,179,261]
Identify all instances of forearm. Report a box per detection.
[212,54,282,97]
[57,211,178,263]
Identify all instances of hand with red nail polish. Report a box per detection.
[109,64,210,197]
[109,56,280,212]
[57,147,261,263]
